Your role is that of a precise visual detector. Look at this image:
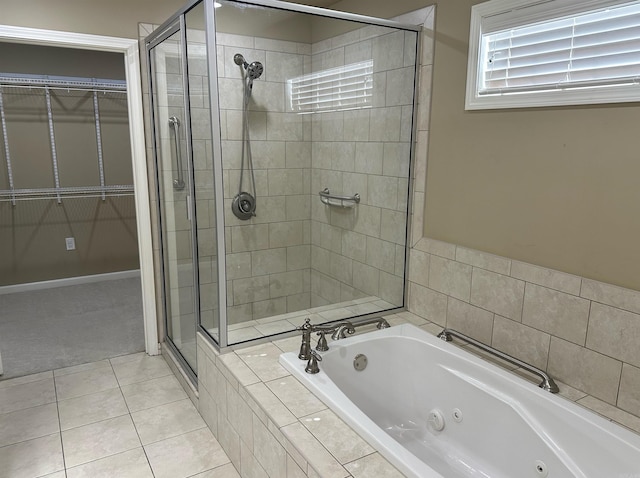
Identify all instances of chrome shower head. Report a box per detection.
[246,61,263,80]
[233,53,246,66]
[233,53,264,80]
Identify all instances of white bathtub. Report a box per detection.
[279,323,640,478]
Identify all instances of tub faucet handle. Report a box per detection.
[316,330,329,352]
[305,349,323,374]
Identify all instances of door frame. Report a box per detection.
[0,25,159,356]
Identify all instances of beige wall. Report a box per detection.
[1,0,184,38]
[425,0,640,291]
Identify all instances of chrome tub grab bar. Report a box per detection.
[437,328,559,393]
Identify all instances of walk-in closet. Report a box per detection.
[0,42,144,379]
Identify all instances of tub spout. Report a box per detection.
[331,322,356,340]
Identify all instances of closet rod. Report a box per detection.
[0,85,127,95]
[0,185,135,203]
[0,74,127,92]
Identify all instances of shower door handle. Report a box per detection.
[169,116,185,190]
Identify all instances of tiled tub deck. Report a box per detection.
[195,310,640,478]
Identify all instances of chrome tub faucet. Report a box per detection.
[297,317,392,374]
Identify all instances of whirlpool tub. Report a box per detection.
[279,323,640,477]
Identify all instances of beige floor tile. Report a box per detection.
[0,371,53,389]
[54,367,119,401]
[54,359,112,377]
[254,319,296,337]
[62,414,141,468]
[0,402,59,448]
[0,433,64,478]
[228,326,263,343]
[0,378,56,414]
[66,447,154,478]
[120,374,187,412]
[40,472,67,478]
[191,463,241,477]
[145,428,230,478]
[109,352,148,366]
[131,398,206,445]
[58,388,129,431]
[112,355,172,386]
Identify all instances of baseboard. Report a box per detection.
[0,269,141,295]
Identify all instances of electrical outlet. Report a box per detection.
[65,237,76,251]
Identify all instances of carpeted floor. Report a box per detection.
[0,277,145,380]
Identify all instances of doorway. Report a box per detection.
[0,25,157,379]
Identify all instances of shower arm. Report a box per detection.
[169,116,185,190]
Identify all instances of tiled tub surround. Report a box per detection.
[195,309,640,478]
[408,237,640,425]
[0,352,237,478]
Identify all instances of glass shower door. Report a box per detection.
[149,26,198,375]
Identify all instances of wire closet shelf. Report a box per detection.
[0,74,133,205]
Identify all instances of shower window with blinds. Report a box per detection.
[465,0,640,109]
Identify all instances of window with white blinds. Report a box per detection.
[287,60,373,114]
[466,0,640,109]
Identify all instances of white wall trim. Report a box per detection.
[0,25,160,356]
[0,270,141,295]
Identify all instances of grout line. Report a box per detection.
[52,373,68,477]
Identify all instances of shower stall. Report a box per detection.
[146,0,420,381]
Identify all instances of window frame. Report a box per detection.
[465,0,640,110]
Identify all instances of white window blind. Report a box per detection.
[466,0,640,109]
[481,2,640,94]
[287,60,373,114]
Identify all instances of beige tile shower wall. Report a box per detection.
[309,22,433,308]
[407,237,640,420]
[217,33,314,325]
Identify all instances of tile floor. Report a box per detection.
[0,353,239,478]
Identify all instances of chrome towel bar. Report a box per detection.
[319,188,360,208]
[437,328,559,393]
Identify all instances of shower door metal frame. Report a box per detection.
[147,14,201,384]
[146,0,424,354]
